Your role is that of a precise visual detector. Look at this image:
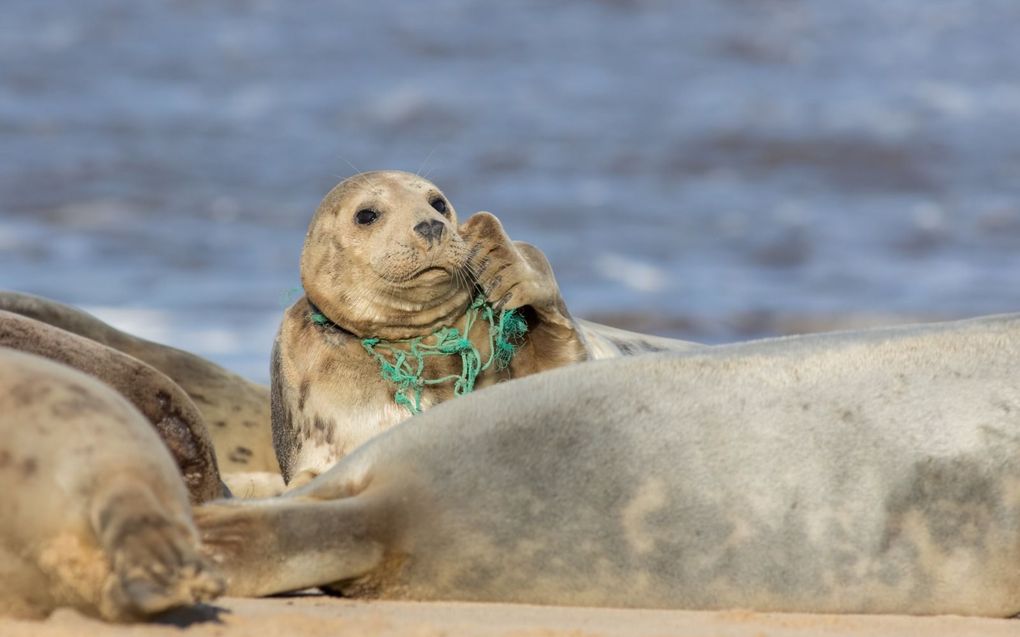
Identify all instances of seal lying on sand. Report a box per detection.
[0,310,223,503]
[0,348,223,620]
[274,170,698,486]
[0,292,283,497]
[199,313,1020,616]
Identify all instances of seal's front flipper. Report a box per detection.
[194,496,384,598]
[91,482,224,620]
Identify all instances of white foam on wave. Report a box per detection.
[83,306,175,344]
[81,305,277,383]
[595,253,669,294]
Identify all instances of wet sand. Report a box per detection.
[2,596,1017,637]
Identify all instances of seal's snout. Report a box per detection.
[414,219,445,245]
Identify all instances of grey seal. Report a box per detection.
[273,170,698,486]
[0,309,223,503]
[198,313,1020,616]
[0,292,282,497]
[0,348,223,620]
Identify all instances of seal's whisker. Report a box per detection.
[416,145,439,178]
[453,268,467,294]
[457,268,475,296]
[337,156,363,179]
[463,261,482,286]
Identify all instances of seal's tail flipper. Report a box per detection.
[193,495,384,598]
[90,482,225,620]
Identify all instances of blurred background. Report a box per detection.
[3,0,1020,382]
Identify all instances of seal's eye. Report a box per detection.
[354,209,379,225]
[430,198,448,215]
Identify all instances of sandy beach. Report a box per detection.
[2,596,1018,637]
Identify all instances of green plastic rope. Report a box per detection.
[312,295,528,415]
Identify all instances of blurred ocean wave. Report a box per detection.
[2,0,1020,381]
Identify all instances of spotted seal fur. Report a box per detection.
[0,348,223,620]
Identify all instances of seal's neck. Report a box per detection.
[307,282,474,341]
[360,295,529,415]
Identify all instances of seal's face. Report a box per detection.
[301,171,473,339]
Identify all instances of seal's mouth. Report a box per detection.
[411,266,450,279]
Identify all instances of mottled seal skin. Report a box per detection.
[0,291,283,497]
[274,170,697,486]
[200,313,1020,616]
[0,348,224,620]
[0,310,222,503]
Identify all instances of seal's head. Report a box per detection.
[300,170,473,340]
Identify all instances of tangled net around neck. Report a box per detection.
[311,294,528,415]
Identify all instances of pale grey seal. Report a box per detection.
[199,313,1020,616]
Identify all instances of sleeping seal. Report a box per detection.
[0,348,223,620]
[0,293,283,498]
[199,312,1020,616]
[0,310,222,503]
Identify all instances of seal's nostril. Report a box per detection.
[428,219,444,239]
[413,220,432,238]
[414,220,445,243]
